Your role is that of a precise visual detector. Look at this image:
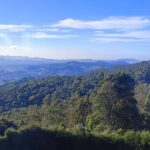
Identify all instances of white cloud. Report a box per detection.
[26,32,78,39]
[34,27,60,32]
[0,24,70,33]
[0,17,150,43]
[92,30,150,43]
[1,17,150,33]
[0,24,33,32]
[94,30,150,39]
[53,17,150,31]
[34,27,71,33]
[91,37,149,43]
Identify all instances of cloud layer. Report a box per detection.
[53,17,150,30]
[0,24,33,32]
[0,16,150,43]
[26,32,78,39]
[92,30,150,43]
[53,17,150,43]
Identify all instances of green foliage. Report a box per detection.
[0,73,104,112]
[1,72,149,132]
[0,127,148,150]
[0,119,16,135]
[0,61,150,149]
[145,93,150,112]
[95,73,140,130]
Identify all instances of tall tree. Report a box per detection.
[145,93,150,113]
[96,73,140,130]
[67,96,92,128]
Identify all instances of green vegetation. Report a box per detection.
[0,61,150,113]
[0,127,149,150]
[95,73,140,130]
[0,61,150,149]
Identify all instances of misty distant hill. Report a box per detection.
[0,55,138,84]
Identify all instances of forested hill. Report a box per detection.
[0,56,137,84]
[111,60,150,83]
[104,60,150,110]
[0,60,150,150]
[0,60,149,113]
[0,72,104,112]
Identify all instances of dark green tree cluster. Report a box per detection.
[1,60,150,114]
[1,73,148,133]
[0,72,104,112]
[0,72,149,149]
[95,73,140,130]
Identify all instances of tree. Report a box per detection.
[0,118,16,135]
[145,93,150,113]
[67,96,92,129]
[96,73,140,130]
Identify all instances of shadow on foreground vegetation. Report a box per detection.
[0,127,149,150]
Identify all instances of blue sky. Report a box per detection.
[0,0,150,60]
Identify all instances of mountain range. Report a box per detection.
[0,55,138,84]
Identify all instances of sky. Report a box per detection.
[0,0,150,60]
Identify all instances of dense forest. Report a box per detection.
[0,60,150,149]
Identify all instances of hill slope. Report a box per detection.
[0,60,149,113]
